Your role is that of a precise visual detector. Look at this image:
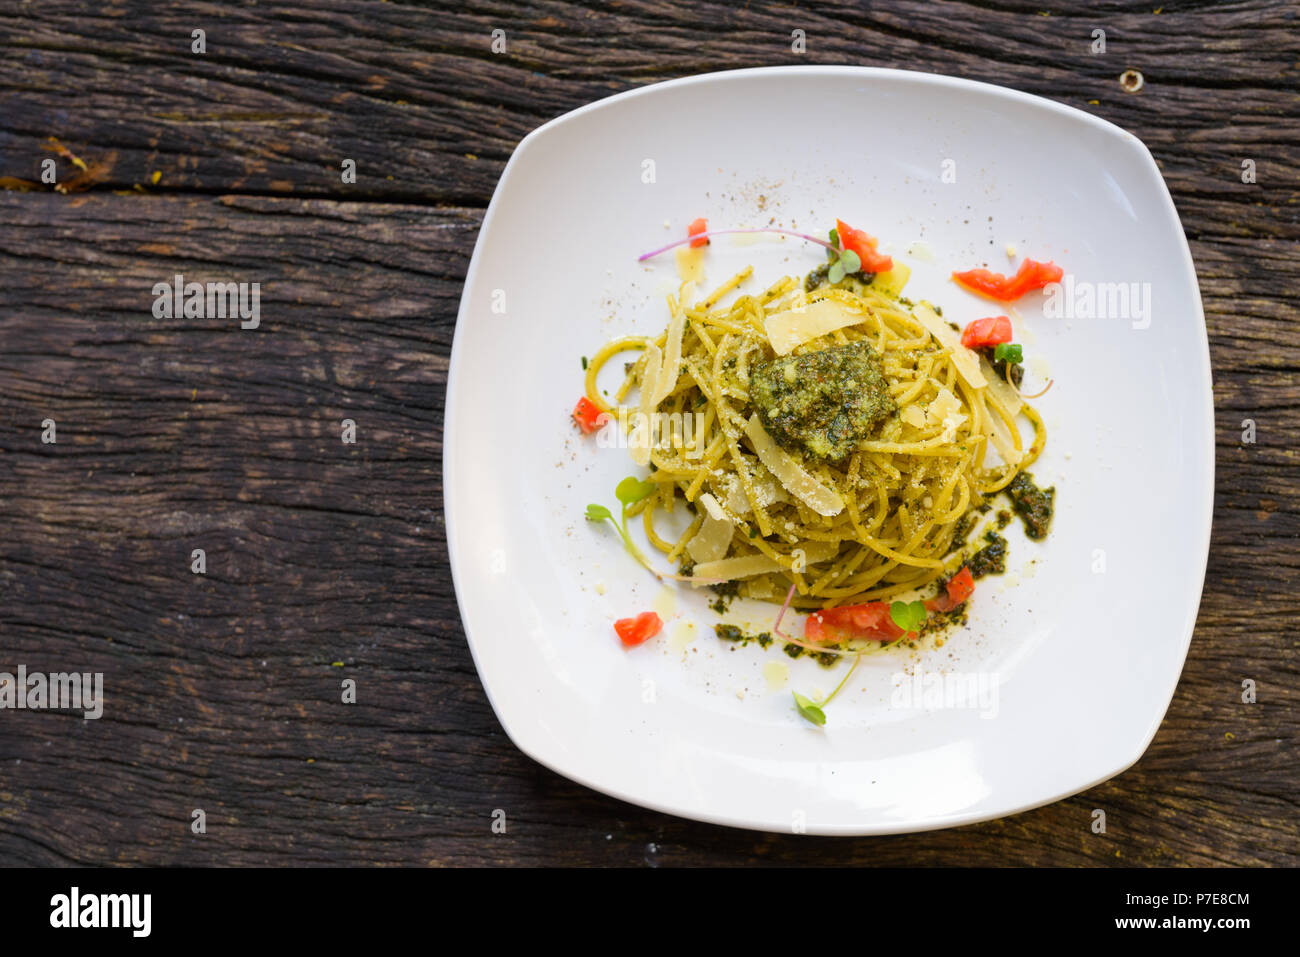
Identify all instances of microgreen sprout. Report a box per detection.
[993,342,1023,364]
[585,477,719,584]
[792,649,864,728]
[826,248,860,284]
[791,600,921,727]
[889,600,927,634]
[615,475,657,507]
[821,223,869,284]
[792,691,827,727]
[585,476,656,570]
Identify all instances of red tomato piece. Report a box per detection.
[571,396,607,434]
[835,218,893,273]
[614,611,663,647]
[960,315,1013,350]
[804,601,905,644]
[952,258,1063,302]
[925,567,975,613]
[687,217,709,248]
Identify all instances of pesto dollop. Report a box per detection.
[748,341,895,462]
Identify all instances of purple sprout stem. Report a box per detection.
[771,582,798,641]
[638,228,837,263]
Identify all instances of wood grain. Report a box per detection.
[0,0,1297,866]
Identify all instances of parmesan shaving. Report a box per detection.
[724,471,785,515]
[927,386,962,425]
[979,355,1024,417]
[763,298,866,356]
[640,343,662,415]
[927,385,968,442]
[688,491,737,564]
[939,413,968,443]
[983,407,1023,467]
[629,342,662,466]
[698,491,726,521]
[743,415,844,517]
[691,540,840,582]
[652,281,694,405]
[629,425,652,466]
[686,513,733,564]
[914,303,987,389]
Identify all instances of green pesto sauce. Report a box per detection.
[945,512,976,556]
[716,626,838,665]
[803,263,876,293]
[708,580,739,614]
[967,530,1008,579]
[921,604,967,634]
[749,341,896,462]
[1007,471,1056,540]
[714,624,773,649]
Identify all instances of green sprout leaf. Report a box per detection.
[828,227,840,248]
[615,475,656,506]
[827,260,846,284]
[792,692,827,727]
[839,249,861,274]
[585,477,664,580]
[890,600,927,634]
[994,342,1023,364]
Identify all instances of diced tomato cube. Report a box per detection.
[614,611,663,647]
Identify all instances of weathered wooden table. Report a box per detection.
[1,2,1295,866]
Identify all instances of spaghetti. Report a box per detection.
[584,262,1047,613]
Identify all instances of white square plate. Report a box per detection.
[445,67,1213,834]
